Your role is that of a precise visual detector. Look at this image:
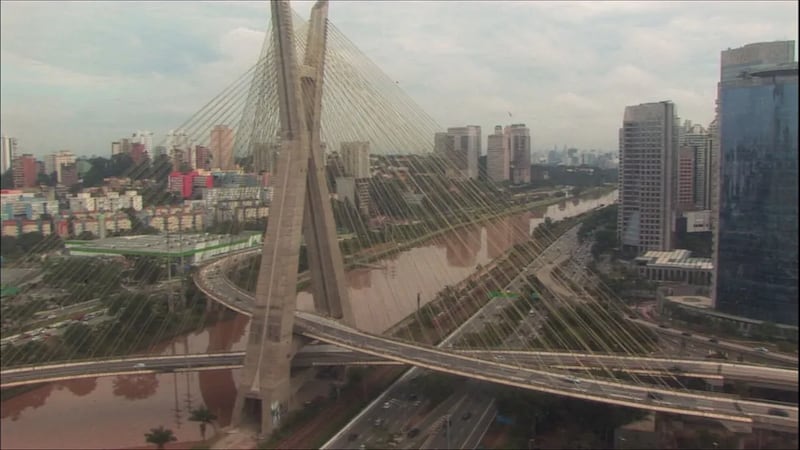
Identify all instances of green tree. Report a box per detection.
[144,426,177,449]
[189,406,217,441]
[62,322,93,354]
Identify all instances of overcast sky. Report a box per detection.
[1,1,797,158]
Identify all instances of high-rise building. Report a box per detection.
[340,141,370,178]
[130,143,147,165]
[487,125,509,182]
[132,130,154,155]
[679,123,712,210]
[210,125,235,170]
[444,126,481,179]
[720,40,795,82]
[194,145,211,171]
[13,154,38,188]
[60,163,79,187]
[111,141,121,156]
[507,124,531,184]
[617,101,678,254]
[713,41,798,325]
[120,138,132,155]
[677,145,695,211]
[44,150,76,183]
[2,135,18,174]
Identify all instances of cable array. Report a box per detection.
[1,8,698,398]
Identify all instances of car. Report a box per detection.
[412,400,422,407]
[767,408,789,417]
[709,338,719,343]
[133,363,146,369]
[407,428,420,438]
[668,366,683,373]
[755,347,769,353]
[562,376,581,384]
[659,324,669,329]
[373,418,384,427]
[409,393,418,401]
[646,392,664,401]
[681,332,692,337]
[382,401,391,409]
[347,433,359,442]
[462,412,473,421]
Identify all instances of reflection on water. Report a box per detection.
[1,190,617,449]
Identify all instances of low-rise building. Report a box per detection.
[634,249,712,286]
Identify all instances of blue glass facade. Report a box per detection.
[716,67,798,325]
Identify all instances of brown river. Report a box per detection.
[0,190,617,449]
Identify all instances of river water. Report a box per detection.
[1,190,617,449]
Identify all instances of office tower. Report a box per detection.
[707,119,719,218]
[111,141,121,156]
[44,150,76,183]
[713,41,797,325]
[444,125,481,179]
[507,124,531,184]
[1,135,18,174]
[677,146,695,210]
[720,40,795,82]
[340,141,370,178]
[617,101,678,254]
[679,123,712,210]
[487,125,509,182]
[13,154,38,188]
[210,125,235,170]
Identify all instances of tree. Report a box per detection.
[144,426,177,449]
[189,406,217,441]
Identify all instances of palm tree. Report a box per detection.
[144,426,177,449]
[189,406,217,441]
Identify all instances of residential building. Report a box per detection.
[111,141,121,156]
[336,177,371,217]
[507,124,531,184]
[195,145,211,171]
[132,130,154,155]
[1,135,17,174]
[68,190,143,213]
[713,41,798,325]
[0,191,59,220]
[130,143,147,165]
[210,125,235,170]
[617,101,678,254]
[487,125,509,182]
[44,150,76,183]
[13,154,38,189]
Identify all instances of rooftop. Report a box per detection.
[635,249,713,270]
[65,232,261,257]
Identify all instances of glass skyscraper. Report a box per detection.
[714,43,798,325]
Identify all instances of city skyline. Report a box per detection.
[1,1,797,157]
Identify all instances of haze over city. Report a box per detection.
[1,0,797,157]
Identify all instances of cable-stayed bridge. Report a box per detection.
[2,0,797,441]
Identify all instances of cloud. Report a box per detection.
[0,0,797,157]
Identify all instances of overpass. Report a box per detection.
[4,347,796,392]
[183,258,799,432]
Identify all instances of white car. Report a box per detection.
[755,347,769,353]
[382,402,391,409]
[133,363,146,369]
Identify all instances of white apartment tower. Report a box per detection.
[617,101,678,254]
[487,125,509,182]
[340,141,370,178]
[1,134,18,174]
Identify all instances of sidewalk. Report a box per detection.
[211,426,259,450]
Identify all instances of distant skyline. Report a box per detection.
[1,1,797,158]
